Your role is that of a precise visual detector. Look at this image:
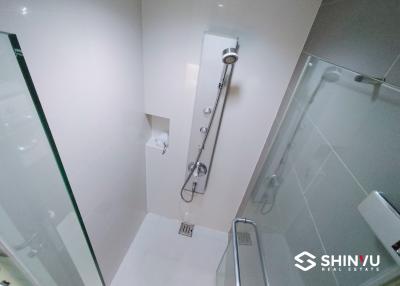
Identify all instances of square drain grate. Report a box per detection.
[179,222,194,237]
[237,231,252,246]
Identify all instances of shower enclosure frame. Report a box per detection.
[2,31,106,286]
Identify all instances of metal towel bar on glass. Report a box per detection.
[232,218,269,286]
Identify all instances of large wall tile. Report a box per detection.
[305,154,395,286]
[300,61,400,210]
[304,0,400,78]
[285,207,337,286]
[291,116,331,191]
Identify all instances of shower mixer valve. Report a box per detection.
[188,161,207,177]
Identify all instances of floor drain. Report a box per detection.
[237,231,252,246]
[179,222,194,237]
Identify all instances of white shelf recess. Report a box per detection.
[145,114,170,152]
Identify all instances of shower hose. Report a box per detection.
[180,64,229,203]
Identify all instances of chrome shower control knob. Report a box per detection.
[188,162,207,177]
[203,107,212,115]
[200,127,208,134]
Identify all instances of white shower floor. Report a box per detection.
[111,213,228,286]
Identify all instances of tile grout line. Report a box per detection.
[302,151,333,194]
[293,167,327,255]
[292,167,340,286]
[306,114,369,197]
[383,53,400,79]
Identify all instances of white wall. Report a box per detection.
[142,0,321,231]
[0,0,149,284]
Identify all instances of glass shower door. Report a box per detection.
[218,55,400,286]
[0,32,104,285]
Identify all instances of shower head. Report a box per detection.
[308,66,341,104]
[222,47,239,65]
[322,67,341,83]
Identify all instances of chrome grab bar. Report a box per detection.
[232,218,269,286]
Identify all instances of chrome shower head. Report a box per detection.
[222,47,239,65]
[322,67,341,83]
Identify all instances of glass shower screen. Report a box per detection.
[0,33,104,285]
[217,55,400,286]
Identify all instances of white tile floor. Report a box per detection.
[111,213,228,286]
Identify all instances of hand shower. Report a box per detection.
[180,47,239,203]
[260,66,341,214]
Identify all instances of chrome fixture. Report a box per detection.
[222,47,239,65]
[154,133,169,155]
[180,43,239,203]
[14,233,38,251]
[161,142,168,155]
[232,218,269,286]
[260,174,280,215]
[188,161,207,177]
[354,75,384,101]
[200,126,208,134]
[354,75,384,85]
[258,65,341,214]
[203,107,213,115]
[14,232,42,258]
